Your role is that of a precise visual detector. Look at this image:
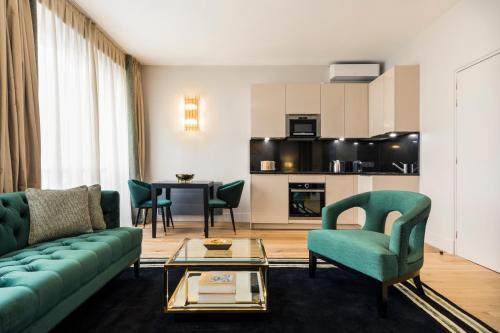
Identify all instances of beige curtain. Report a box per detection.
[0,0,41,192]
[37,0,125,67]
[126,56,146,181]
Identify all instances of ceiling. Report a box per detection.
[74,0,458,66]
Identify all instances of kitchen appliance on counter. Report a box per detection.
[289,182,325,219]
[286,115,320,139]
[260,160,276,171]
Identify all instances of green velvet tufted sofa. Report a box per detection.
[0,191,142,333]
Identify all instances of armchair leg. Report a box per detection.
[210,208,214,227]
[376,282,388,318]
[413,275,425,296]
[161,207,167,233]
[309,251,317,278]
[229,208,236,233]
[143,209,148,228]
[133,259,140,278]
[134,208,141,227]
[168,207,174,228]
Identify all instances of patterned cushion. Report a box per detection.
[26,187,93,245]
[87,185,106,230]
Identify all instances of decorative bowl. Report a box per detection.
[203,239,232,250]
[175,173,194,183]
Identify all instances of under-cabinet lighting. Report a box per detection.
[389,133,397,138]
[264,137,270,142]
[339,137,345,141]
[354,142,359,145]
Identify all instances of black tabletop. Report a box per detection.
[151,180,214,186]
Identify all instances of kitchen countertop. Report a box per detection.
[250,171,419,176]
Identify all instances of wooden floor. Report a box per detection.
[141,221,500,330]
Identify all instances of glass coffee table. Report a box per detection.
[164,238,269,313]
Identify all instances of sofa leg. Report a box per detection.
[413,275,425,296]
[376,282,388,318]
[134,260,140,278]
[309,251,317,278]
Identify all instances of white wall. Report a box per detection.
[386,0,500,252]
[142,66,328,222]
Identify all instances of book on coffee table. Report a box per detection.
[198,271,236,294]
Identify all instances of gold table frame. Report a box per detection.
[164,238,269,313]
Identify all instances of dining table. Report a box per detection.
[150,180,214,238]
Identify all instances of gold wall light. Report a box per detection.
[184,96,199,131]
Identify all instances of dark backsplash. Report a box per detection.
[250,133,419,173]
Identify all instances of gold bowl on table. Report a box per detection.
[175,173,194,183]
[203,239,232,250]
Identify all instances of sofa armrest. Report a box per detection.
[101,190,120,229]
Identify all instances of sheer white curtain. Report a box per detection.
[37,3,131,224]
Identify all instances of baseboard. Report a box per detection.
[425,233,454,254]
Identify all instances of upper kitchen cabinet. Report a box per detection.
[344,83,369,138]
[320,83,369,138]
[285,84,321,114]
[251,84,286,138]
[320,83,345,138]
[369,65,420,137]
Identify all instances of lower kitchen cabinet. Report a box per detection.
[251,175,289,224]
[325,175,357,224]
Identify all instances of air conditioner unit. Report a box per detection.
[329,64,380,82]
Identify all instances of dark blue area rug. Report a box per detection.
[52,259,496,333]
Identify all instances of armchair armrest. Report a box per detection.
[101,190,120,229]
[389,197,431,269]
[322,192,368,230]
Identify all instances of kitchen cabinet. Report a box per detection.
[251,175,289,224]
[320,83,368,138]
[345,83,369,138]
[320,83,345,138]
[370,175,420,234]
[251,84,286,138]
[325,175,358,224]
[368,65,420,137]
[368,76,384,137]
[285,84,321,114]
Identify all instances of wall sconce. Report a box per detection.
[184,96,199,131]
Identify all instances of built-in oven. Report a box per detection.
[289,183,325,219]
[286,115,320,139]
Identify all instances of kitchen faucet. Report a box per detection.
[392,162,408,174]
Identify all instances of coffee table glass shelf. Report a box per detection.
[164,238,269,313]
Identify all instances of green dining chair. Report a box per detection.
[308,190,431,317]
[208,180,245,233]
[128,179,174,232]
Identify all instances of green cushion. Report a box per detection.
[308,229,398,281]
[208,198,229,208]
[139,199,171,209]
[0,227,142,333]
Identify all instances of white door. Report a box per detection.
[456,52,500,272]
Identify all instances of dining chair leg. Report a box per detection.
[135,208,141,227]
[168,207,175,228]
[143,209,149,228]
[210,208,214,227]
[229,208,236,234]
[161,206,167,233]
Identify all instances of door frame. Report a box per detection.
[453,49,500,255]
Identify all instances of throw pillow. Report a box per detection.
[88,184,106,230]
[26,186,93,245]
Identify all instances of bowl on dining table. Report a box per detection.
[175,173,194,183]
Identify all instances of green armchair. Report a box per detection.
[208,180,245,233]
[308,190,431,317]
[128,179,174,232]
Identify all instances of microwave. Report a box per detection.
[286,115,320,139]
